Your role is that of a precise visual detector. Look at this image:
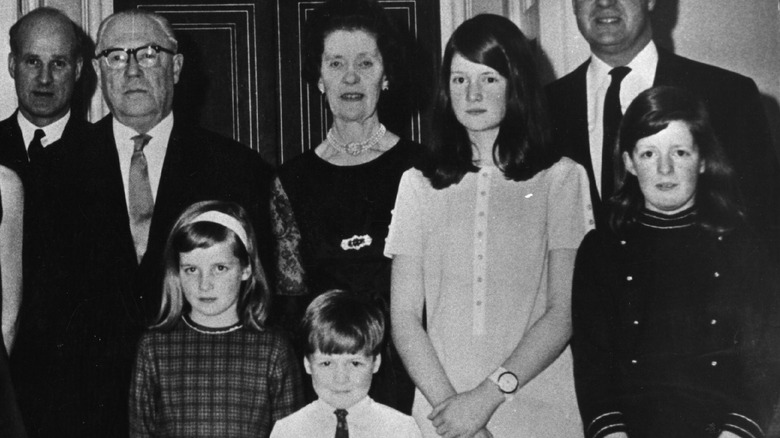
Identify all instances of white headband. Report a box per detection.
[189,211,249,249]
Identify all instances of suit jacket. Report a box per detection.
[546,48,780,245]
[17,114,274,438]
[1,112,94,438]
[0,112,91,271]
[0,112,89,184]
[0,111,91,327]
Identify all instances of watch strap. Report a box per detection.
[487,366,517,401]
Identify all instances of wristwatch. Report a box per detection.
[487,367,518,400]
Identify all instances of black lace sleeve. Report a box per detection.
[270,177,308,297]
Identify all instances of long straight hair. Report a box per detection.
[153,200,270,331]
[420,14,557,189]
[609,86,744,234]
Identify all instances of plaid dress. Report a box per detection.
[129,316,304,437]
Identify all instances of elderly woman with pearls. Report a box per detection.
[270,0,419,414]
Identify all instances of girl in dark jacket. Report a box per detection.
[571,85,780,438]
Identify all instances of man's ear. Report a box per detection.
[172,53,184,84]
[372,353,381,374]
[623,151,637,176]
[74,57,83,82]
[91,58,102,90]
[647,0,657,12]
[8,53,15,79]
[303,356,312,375]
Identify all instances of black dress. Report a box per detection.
[271,138,419,414]
[571,208,780,438]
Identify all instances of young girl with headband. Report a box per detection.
[129,200,303,437]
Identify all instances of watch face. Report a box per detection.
[497,371,518,393]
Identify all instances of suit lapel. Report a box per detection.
[0,112,31,177]
[652,48,685,88]
[563,60,603,209]
[144,122,194,264]
[93,116,139,266]
[569,61,597,193]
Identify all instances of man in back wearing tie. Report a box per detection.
[547,0,780,248]
[0,9,91,437]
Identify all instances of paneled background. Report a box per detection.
[2,1,779,163]
[114,0,440,166]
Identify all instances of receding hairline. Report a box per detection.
[95,9,178,53]
[10,8,81,57]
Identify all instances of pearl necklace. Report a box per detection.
[326,123,386,156]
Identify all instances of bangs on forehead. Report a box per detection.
[174,221,235,253]
[312,324,371,356]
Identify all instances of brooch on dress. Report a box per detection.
[341,234,372,250]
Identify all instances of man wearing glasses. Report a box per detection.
[32,9,273,437]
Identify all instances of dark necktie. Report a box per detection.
[601,66,632,201]
[334,409,349,438]
[129,134,154,263]
[27,129,45,162]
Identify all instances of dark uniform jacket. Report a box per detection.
[571,209,780,438]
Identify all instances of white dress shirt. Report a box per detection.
[586,41,658,196]
[17,110,71,151]
[113,113,173,207]
[270,397,422,438]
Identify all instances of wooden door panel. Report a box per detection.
[114,0,439,165]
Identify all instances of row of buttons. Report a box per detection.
[621,237,723,369]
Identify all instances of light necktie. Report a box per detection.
[334,409,349,438]
[601,66,632,201]
[27,129,45,162]
[129,134,154,263]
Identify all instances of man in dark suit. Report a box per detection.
[1,9,90,438]
[0,6,87,344]
[547,0,780,246]
[18,8,273,437]
[0,7,86,182]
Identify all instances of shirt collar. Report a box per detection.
[112,112,175,145]
[315,396,373,416]
[588,41,658,88]
[17,110,71,148]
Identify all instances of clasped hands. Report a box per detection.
[428,379,505,438]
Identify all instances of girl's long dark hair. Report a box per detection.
[609,86,745,234]
[420,14,557,189]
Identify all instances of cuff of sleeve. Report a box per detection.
[586,411,627,438]
[722,412,764,438]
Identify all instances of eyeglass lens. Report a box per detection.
[105,46,165,68]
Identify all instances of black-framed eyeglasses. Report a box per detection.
[95,45,176,69]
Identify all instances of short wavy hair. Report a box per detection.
[301,0,404,90]
[95,8,178,53]
[609,85,744,234]
[154,200,270,331]
[420,14,556,189]
[301,289,385,357]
